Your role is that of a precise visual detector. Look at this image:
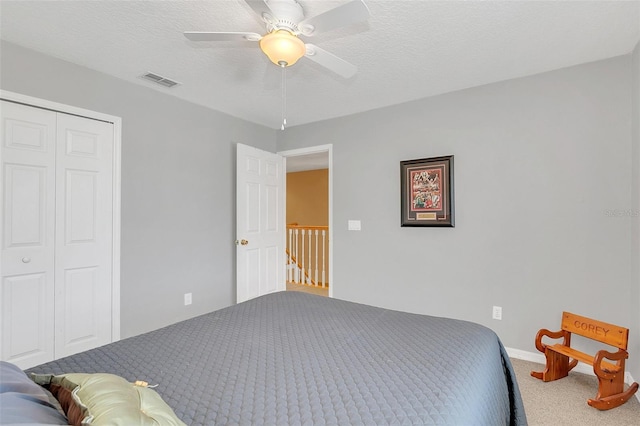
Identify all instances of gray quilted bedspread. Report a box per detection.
[27,292,527,425]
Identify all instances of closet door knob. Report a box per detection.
[235,239,249,246]
[22,257,31,263]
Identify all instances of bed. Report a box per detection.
[16,291,526,425]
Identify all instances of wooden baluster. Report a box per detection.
[314,230,319,286]
[294,228,299,283]
[287,228,292,283]
[321,229,326,288]
[307,229,312,285]
[301,229,305,285]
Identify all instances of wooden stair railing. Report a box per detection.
[286,225,328,288]
[285,250,315,286]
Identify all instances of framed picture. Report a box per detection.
[400,155,454,227]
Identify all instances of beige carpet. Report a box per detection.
[511,358,640,425]
[286,282,329,297]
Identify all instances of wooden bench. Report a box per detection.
[530,311,639,410]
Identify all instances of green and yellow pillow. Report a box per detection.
[32,372,186,426]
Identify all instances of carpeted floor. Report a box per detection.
[511,358,640,425]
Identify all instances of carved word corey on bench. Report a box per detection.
[572,321,609,337]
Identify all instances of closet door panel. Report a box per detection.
[1,274,50,363]
[0,101,56,368]
[4,164,47,259]
[55,113,113,358]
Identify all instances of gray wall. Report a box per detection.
[632,41,640,381]
[3,40,639,381]
[278,55,639,379]
[0,41,277,338]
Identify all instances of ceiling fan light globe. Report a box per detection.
[259,30,305,67]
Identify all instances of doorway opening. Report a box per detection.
[279,145,333,298]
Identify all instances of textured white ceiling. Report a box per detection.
[1,1,639,130]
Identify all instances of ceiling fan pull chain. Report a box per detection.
[281,63,287,130]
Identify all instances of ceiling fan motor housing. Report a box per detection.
[263,0,305,33]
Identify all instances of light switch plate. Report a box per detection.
[348,220,361,231]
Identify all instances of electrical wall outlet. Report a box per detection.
[184,293,192,306]
[492,306,502,320]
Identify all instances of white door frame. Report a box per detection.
[0,89,122,341]
[278,144,334,297]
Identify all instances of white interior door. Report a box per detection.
[54,113,113,358]
[0,102,57,368]
[236,143,285,303]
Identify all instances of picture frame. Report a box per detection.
[400,155,454,227]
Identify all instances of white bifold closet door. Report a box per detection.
[1,101,114,369]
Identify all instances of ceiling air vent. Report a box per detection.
[140,72,180,88]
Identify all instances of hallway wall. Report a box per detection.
[287,169,329,226]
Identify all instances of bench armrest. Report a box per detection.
[534,328,570,353]
[593,348,628,378]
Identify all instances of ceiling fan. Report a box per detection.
[184,0,370,79]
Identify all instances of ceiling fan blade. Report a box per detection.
[299,0,370,36]
[304,43,357,79]
[244,0,274,22]
[184,32,262,42]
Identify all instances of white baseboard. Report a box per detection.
[506,347,640,403]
